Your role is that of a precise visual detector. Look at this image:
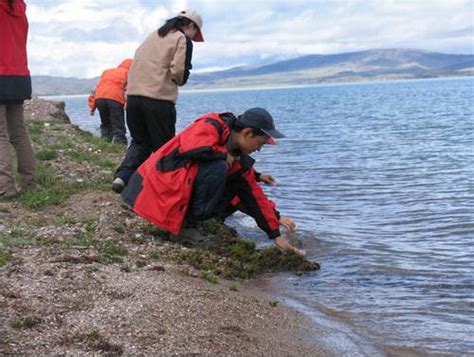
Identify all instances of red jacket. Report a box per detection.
[89,59,133,108]
[0,0,31,101]
[122,112,281,238]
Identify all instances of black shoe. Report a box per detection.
[111,177,125,194]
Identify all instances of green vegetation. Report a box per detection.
[171,221,319,279]
[9,316,42,329]
[86,329,101,340]
[78,130,125,154]
[15,161,109,210]
[99,239,128,264]
[36,147,58,161]
[202,272,219,284]
[28,119,44,140]
[65,150,116,170]
[113,225,125,234]
[150,250,161,260]
[0,250,13,268]
[0,226,35,248]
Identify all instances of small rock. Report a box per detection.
[98,214,109,226]
[148,264,165,272]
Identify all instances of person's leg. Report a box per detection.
[108,100,127,145]
[187,160,228,224]
[0,104,17,196]
[95,98,112,142]
[142,98,176,151]
[114,96,152,186]
[5,103,36,191]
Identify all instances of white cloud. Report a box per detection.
[26,0,474,78]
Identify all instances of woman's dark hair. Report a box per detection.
[8,0,14,12]
[158,16,194,38]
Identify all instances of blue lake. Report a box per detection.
[49,77,474,355]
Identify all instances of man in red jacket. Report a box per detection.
[0,0,36,197]
[88,59,133,145]
[121,108,305,255]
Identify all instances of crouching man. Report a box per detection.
[121,107,305,255]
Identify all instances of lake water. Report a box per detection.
[48,77,474,356]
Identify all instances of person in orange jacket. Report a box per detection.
[88,59,132,145]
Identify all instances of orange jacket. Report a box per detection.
[92,59,132,106]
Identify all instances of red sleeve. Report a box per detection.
[238,168,281,239]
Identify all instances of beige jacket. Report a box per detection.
[127,30,192,104]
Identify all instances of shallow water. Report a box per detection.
[51,77,474,355]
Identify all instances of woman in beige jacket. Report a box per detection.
[112,9,204,193]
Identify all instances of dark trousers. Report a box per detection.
[115,95,176,184]
[187,160,229,224]
[95,98,126,144]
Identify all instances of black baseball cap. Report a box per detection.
[237,107,285,140]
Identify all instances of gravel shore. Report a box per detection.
[1,98,328,355]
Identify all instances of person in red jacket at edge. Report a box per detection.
[88,59,133,145]
[121,108,305,255]
[0,0,36,197]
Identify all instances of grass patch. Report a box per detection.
[15,162,108,209]
[36,163,60,188]
[0,227,35,248]
[53,214,77,226]
[17,188,71,209]
[65,150,116,170]
[36,148,58,161]
[9,316,42,329]
[202,272,219,284]
[113,225,125,234]
[150,250,161,260]
[28,119,45,141]
[0,250,13,267]
[79,131,126,154]
[99,239,128,264]
[0,204,9,213]
[86,329,101,340]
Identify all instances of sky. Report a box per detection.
[26,0,474,78]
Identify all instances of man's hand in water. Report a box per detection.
[279,216,296,232]
[275,236,306,256]
[259,173,276,186]
[274,216,305,255]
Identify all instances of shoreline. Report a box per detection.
[37,74,473,98]
[1,97,332,355]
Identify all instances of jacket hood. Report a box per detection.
[118,59,133,70]
[0,0,27,17]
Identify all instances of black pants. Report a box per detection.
[187,160,229,224]
[115,95,176,184]
[95,98,126,144]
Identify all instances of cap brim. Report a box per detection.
[193,30,204,42]
[262,128,284,139]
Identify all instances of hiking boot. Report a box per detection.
[0,183,18,198]
[111,177,125,194]
[170,228,221,248]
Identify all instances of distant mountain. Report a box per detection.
[32,76,98,96]
[32,49,474,96]
[188,48,474,89]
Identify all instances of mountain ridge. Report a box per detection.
[32,48,474,96]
